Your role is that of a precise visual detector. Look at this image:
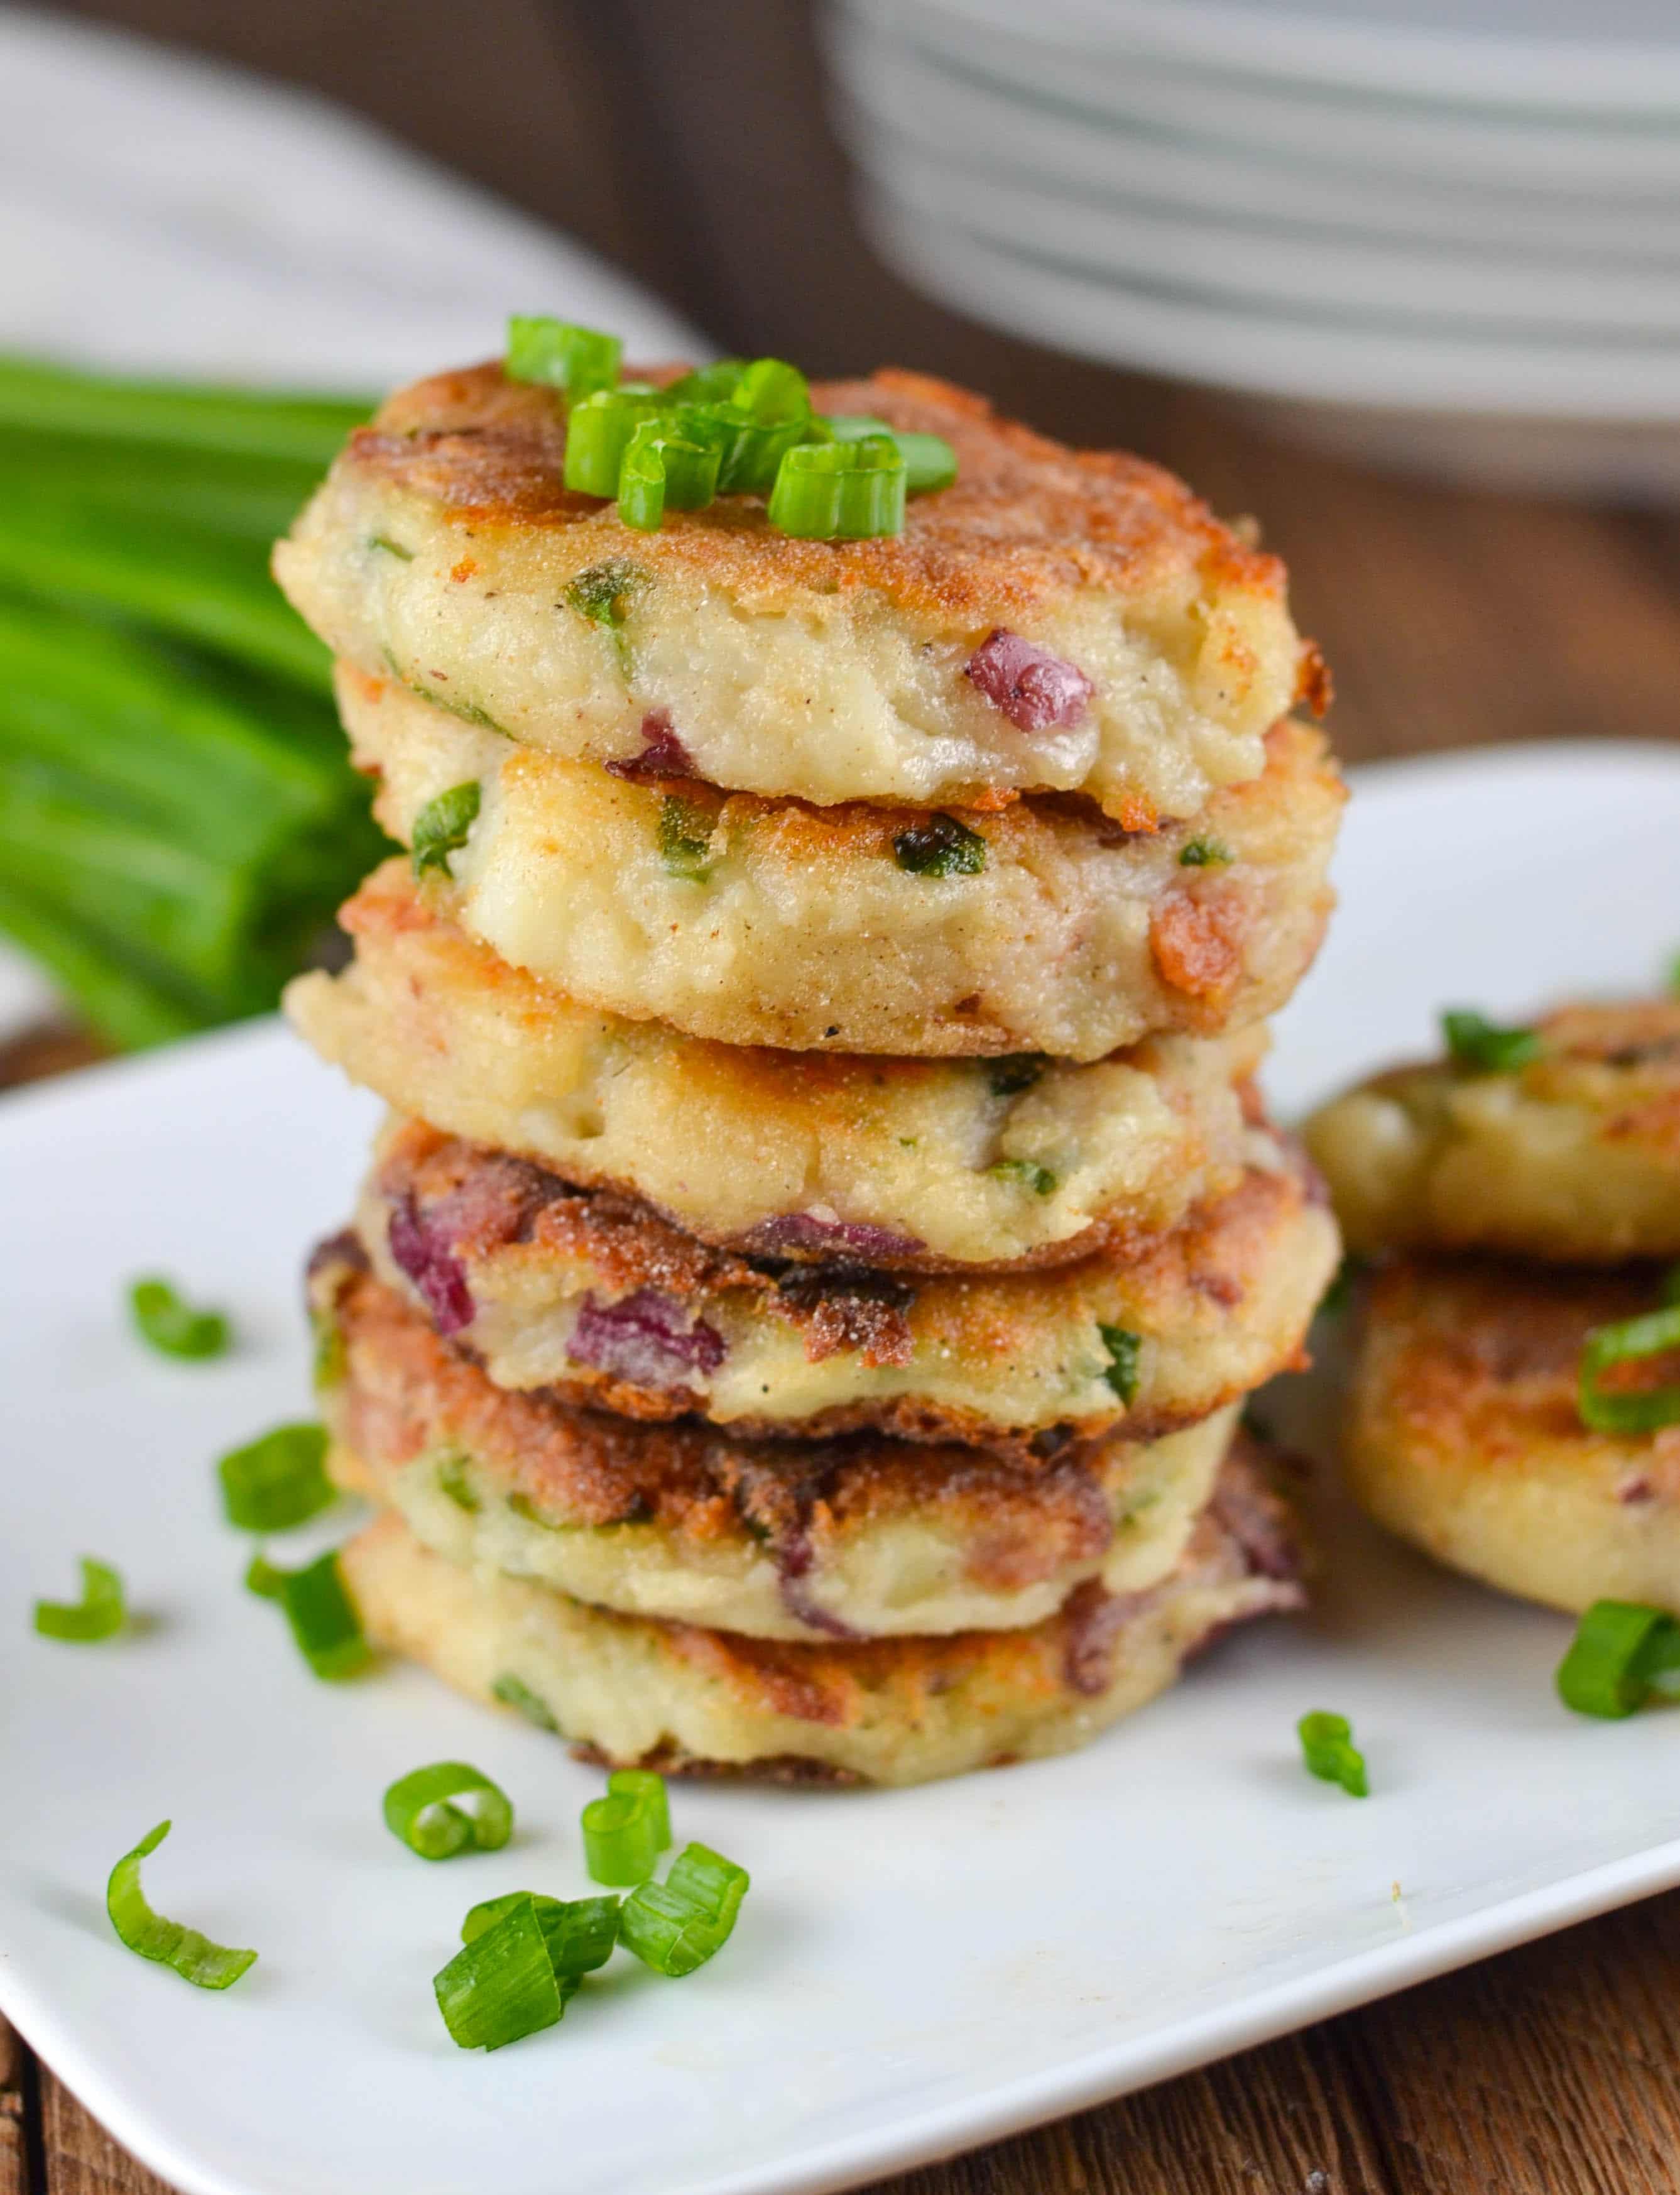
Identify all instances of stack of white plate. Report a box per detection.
[823,0,1680,495]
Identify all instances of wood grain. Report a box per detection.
[0,2015,29,2195]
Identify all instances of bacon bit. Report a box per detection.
[747,1212,925,1261]
[1061,1579,1144,1695]
[604,709,696,784]
[450,557,479,583]
[567,1288,725,1392]
[964,629,1093,733]
[1150,891,1243,1003]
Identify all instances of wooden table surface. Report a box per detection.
[14,4,1680,2185]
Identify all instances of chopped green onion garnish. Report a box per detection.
[986,1055,1048,1098]
[368,534,415,561]
[1297,1710,1368,1797]
[821,415,957,493]
[1441,1008,1542,1074]
[618,419,723,532]
[893,814,986,877]
[434,1892,572,2050]
[410,780,481,881]
[731,359,811,425]
[506,317,621,401]
[1179,836,1232,868]
[620,1842,749,1978]
[768,435,906,540]
[246,1548,371,1680]
[493,1672,557,1730]
[107,1821,257,1990]
[383,1762,513,1861]
[128,1275,230,1360]
[1579,1303,1680,1433]
[657,795,714,880]
[582,1770,672,1886]
[34,1556,124,1642]
[664,360,750,407]
[437,1455,480,1512]
[463,1891,620,1976]
[990,1158,1057,1196]
[1098,1324,1141,1406]
[1667,949,1680,999]
[1556,1599,1680,1717]
[217,1421,334,1532]
[563,389,663,498]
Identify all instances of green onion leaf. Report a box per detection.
[128,1275,231,1360]
[462,1891,621,1976]
[437,1455,481,1512]
[562,389,663,498]
[564,559,647,671]
[1579,1303,1680,1433]
[986,1055,1048,1098]
[410,780,481,881]
[821,415,957,494]
[1098,1325,1142,1407]
[383,1762,513,1861]
[620,1842,749,1978]
[246,1548,371,1680]
[434,1892,572,2050]
[1441,1008,1542,1074]
[107,1821,257,1990]
[617,419,723,532]
[768,436,906,540]
[217,1421,334,1532]
[1556,1599,1680,1717]
[989,1157,1057,1196]
[664,360,750,407]
[729,359,810,425]
[368,534,415,561]
[893,814,985,877]
[493,1672,557,1730]
[1297,1710,1368,1797]
[657,795,714,881]
[506,317,621,400]
[34,1556,124,1642]
[1179,836,1233,868]
[582,1769,672,1886]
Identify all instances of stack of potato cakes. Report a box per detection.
[1308,1000,1680,1616]
[276,341,1344,1785]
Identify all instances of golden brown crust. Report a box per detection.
[352,361,1305,638]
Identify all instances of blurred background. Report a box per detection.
[3,0,1680,1071]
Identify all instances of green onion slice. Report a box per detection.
[462,1891,621,1976]
[657,795,714,880]
[822,414,957,493]
[217,1421,334,1531]
[1556,1599,1680,1717]
[506,317,621,400]
[434,1892,572,2050]
[410,780,481,881]
[493,1672,557,1729]
[768,436,906,540]
[383,1762,513,1860]
[1098,1324,1141,1407]
[990,1158,1057,1196]
[1178,836,1232,868]
[128,1276,230,1360]
[1297,1710,1368,1797]
[34,1555,124,1641]
[437,1455,480,1512]
[618,419,723,532]
[986,1055,1047,1098]
[664,359,750,407]
[893,814,985,877]
[620,1842,750,1978]
[1441,1008,1542,1074]
[246,1548,371,1680]
[107,1821,257,1990]
[1579,1303,1680,1434]
[582,1769,672,1886]
[564,388,663,498]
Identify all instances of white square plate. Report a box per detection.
[5,742,1680,2195]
